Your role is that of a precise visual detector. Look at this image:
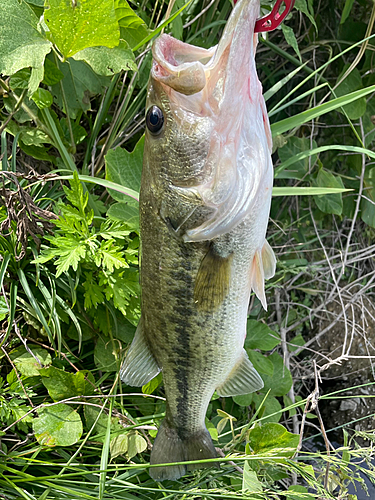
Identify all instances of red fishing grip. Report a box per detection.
[232,0,295,33]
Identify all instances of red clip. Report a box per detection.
[254,0,295,33]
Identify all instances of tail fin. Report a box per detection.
[149,421,218,481]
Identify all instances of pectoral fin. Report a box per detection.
[120,320,161,386]
[250,240,276,310]
[216,350,264,396]
[194,245,233,312]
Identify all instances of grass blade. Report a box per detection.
[268,82,328,118]
[271,84,375,136]
[37,278,62,353]
[1,130,8,171]
[40,108,100,216]
[99,398,114,499]
[1,280,17,346]
[132,0,194,52]
[57,175,140,201]
[0,252,10,291]
[17,269,55,347]
[54,294,82,352]
[272,187,352,197]
[275,144,375,178]
[264,62,310,102]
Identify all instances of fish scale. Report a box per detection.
[120,0,277,481]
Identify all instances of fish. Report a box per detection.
[120,0,276,481]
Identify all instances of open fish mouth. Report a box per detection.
[151,0,260,99]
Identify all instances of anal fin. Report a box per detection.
[120,319,161,387]
[194,245,233,312]
[216,350,264,397]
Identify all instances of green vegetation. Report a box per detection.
[1,0,375,498]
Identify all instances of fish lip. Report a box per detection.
[151,35,215,95]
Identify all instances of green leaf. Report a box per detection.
[281,24,301,62]
[9,68,32,90]
[9,346,51,377]
[85,404,123,440]
[341,0,355,24]
[248,351,274,376]
[334,65,366,120]
[82,273,105,309]
[44,0,120,59]
[105,135,144,202]
[294,0,317,31]
[107,202,139,230]
[260,352,293,397]
[114,0,149,49]
[110,433,128,459]
[0,0,52,95]
[0,296,8,321]
[206,418,218,441]
[50,58,110,119]
[313,169,344,215]
[3,93,39,124]
[142,372,163,395]
[53,237,87,277]
[98,240,128,273]
[248,422,299,458]
[171,0,184,40]
[288,334,305,352]
[40,366,95,401]
[94,335,121,372]
[277,136,317,180]
[286,485,310,500]
[283,395,297,417]
[233,393,253,407]
[18,141,56,163]
[6,120,51,146]
[216,409,236,435]
[252,394,282,423]
[33,403,83,446]
[31,88,53,109]
[60,117,87,145]
[73,40,137,76]
[242,462,263,493]
[127,432,147,459]
[64,171,88,210]
[109,268,140,322]
[361,167,375,228]
[42,58,64,86]
[245,320,280,351]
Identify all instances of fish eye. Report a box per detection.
[146,105,164,135]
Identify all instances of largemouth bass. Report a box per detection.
[120,0,276,481]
